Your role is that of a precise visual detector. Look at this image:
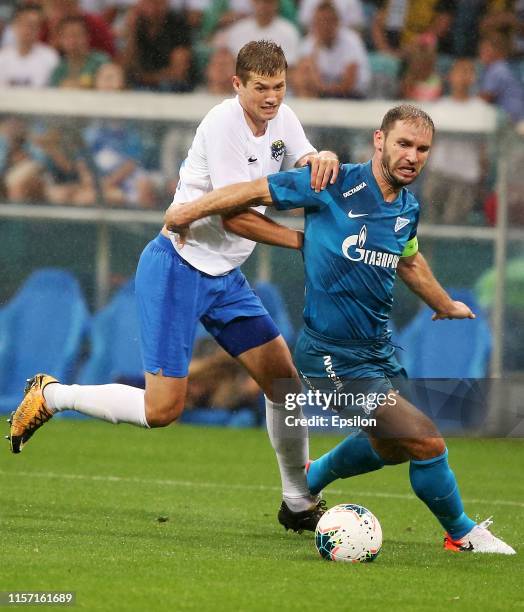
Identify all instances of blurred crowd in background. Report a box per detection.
[0,0,523,216]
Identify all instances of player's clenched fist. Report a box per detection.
[165,204,190,246]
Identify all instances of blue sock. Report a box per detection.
[409,449,476,539]
[307,434,386,495]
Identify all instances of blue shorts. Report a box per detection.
[294,325,407,399]
[135,234,279,377]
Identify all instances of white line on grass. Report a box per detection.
[1,469,523,509]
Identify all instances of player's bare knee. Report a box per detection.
[145,397,185,428]
[405,437,446,461]
[147,408,182,428]
[427,436,446,458]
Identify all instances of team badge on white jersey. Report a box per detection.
[271,139,286,161]
[395,217,410,232]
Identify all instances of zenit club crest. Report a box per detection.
[271,139,286,161]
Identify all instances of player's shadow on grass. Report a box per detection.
[294,539,435,564]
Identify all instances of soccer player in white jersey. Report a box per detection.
[9,40,339,533]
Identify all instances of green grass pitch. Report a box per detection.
[1,420,522,611]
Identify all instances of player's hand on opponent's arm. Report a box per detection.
[297,150,340,193]
[432,301,476,321]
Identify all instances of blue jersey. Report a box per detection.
[267,161,420,340]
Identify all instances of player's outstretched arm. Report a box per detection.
[397,252,476,320]
[164,177,273,234]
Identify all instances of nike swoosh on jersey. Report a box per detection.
[348,210,369,218]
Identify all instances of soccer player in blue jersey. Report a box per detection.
[165,104,515,554]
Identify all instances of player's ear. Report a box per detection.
[374,129,384,152]
[232,75,241,93]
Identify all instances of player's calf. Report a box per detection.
[236,334,302,403]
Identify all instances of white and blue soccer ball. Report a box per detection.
[315,503,382,563]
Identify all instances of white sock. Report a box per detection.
[265,396,317,512]
[44,383,149,428]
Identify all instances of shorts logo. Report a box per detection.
[342,224,399,269]
[323,355,344,392]
[270,139,286,161]
[395,217,410,232]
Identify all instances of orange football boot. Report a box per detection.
[8,373,57,453]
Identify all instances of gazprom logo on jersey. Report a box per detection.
[342,225,400,269]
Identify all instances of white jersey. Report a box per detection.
[299,27,371,96]
[171,96,314,275]
[0,43,59,87]
[299,0,365,31]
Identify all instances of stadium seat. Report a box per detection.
[475,257,524,371]
[386,319,404,363]
[78,279,144,386]
[253,281,295,345]
[180,407,257,428]
[397,288,491,378]
[396,289,492,432]
[387,319,400,343]
[179,407,232,427]
[0,268,90,413]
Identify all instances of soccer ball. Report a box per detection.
[315,503,382,563]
